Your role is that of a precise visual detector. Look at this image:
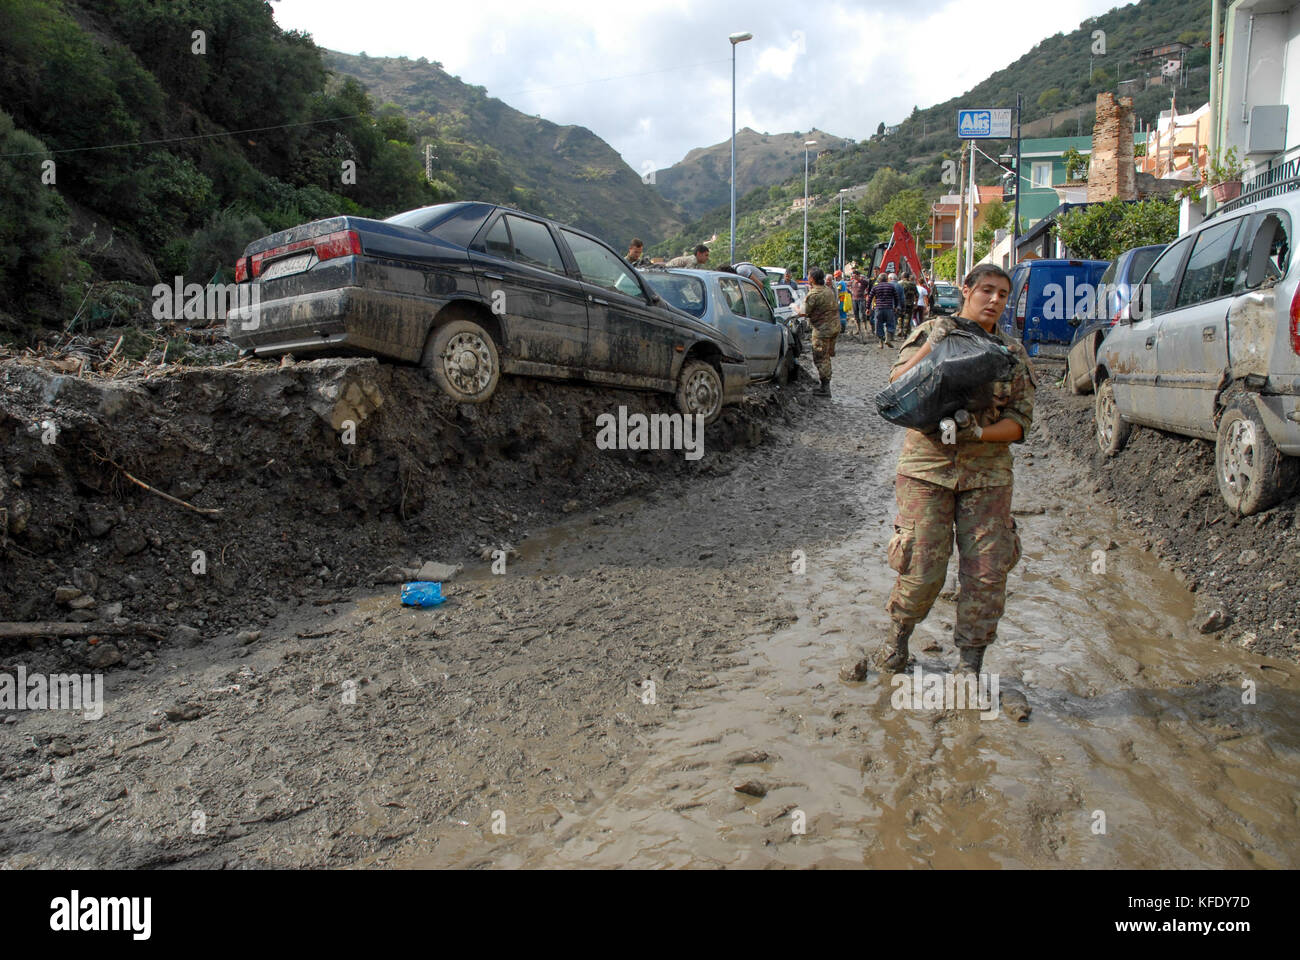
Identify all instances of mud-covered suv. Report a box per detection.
[1095,192,1300,515]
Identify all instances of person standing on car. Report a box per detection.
[840,264,1035,681]
[667,244,710,269]
[869,272,899,349]
[797,267,839,395]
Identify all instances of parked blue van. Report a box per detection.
[999,259,1111,357]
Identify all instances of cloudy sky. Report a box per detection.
[271,0,1122,173]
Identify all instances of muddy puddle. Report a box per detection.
[389,348,1300,870]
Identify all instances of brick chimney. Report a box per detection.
[1087,93,1137,202]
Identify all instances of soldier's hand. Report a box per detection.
[927,316,957,344]
[955,419,984,442]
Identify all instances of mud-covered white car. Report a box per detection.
[1095,190,1300,515]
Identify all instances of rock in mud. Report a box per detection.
[728,750,774,766]
[47,739,74,757]
[236,630,262,645]
[1001,688,1032,722]
[165,702,205,723]
[87,643,123,669]
[734,780,768,798]
[416,561,462,582]
[171,624,202,646]
[54,585,83,605]
[1199,609,1231,634]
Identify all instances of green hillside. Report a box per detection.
[0,0,438,340]
[324,50,685,249]
[652,127,852,222]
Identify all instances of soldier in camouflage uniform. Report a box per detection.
[798,267,840,395]
[842,264,1035,681]
[666,244,710,269]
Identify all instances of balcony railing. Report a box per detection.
[1212,144,1300,217]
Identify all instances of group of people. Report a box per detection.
[838,269,935,347]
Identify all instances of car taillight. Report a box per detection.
[1291,285,1300,356]
[314,229,363,262]
[1110,308,1122,327]
[250,229,362,278]
[234,257,248,283]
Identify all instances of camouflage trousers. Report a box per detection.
[885,475,1022,650]
[811,330,837,381]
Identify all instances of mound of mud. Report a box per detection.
[1,359,811,670]
[1035,380,1300,662]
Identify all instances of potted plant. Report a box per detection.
[1205,147,1245,203]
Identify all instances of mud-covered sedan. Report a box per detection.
[226,202,748,422]
[638,268,797,385]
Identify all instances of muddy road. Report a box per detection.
[2,340,1298,869]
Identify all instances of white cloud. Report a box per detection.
[270,0,1130,173]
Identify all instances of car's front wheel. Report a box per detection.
[1095,379,1131,456]
[676,359,723,425]
[1215,393,1299,516]
[423,318,500,404]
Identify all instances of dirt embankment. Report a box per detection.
[1034,375,1300,662]
[0,358,811,673]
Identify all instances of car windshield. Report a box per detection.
[642,272,706,317]
[935,284,958,297]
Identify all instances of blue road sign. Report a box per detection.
[958,109,1012,139]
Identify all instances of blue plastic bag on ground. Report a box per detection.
[874,327,1016,429]
[401,582,445,607]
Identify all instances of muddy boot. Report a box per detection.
[874,622,914,674]
[955,644,985,674]
[817,379,831,396]
[839,656,870,682]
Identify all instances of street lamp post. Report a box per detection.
[728,32,753,265]
[802,139,817,279]
[838,188,849,271]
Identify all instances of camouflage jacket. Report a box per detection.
[666,255,703,269]
[890,318,1036,490]
[803,286,840,336]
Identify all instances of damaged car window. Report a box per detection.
[1241,212,1291,289]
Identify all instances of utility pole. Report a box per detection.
[728,31,753,264]
[967,136,977,273]
[802,140,816,279]
[1012,93,1022,268]
[956,141,967,282]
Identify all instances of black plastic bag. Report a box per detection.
[874,328,1017,429]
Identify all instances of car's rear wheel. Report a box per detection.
[676,359,723,425]
[1215,393,1299,516]
[423,318,500,404]
[1095,379,1130,456]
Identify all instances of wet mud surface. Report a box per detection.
[2,341,1297,869]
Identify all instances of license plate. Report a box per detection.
[260,253,314,282]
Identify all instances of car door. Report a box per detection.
[559,229,676,385]
[739,278,783,378]
[1109,234,1193,422]
[467,213,588,369]
[1154,216,1244,436]
[714,277,761,378]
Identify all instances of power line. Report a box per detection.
[0,115,365,159]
